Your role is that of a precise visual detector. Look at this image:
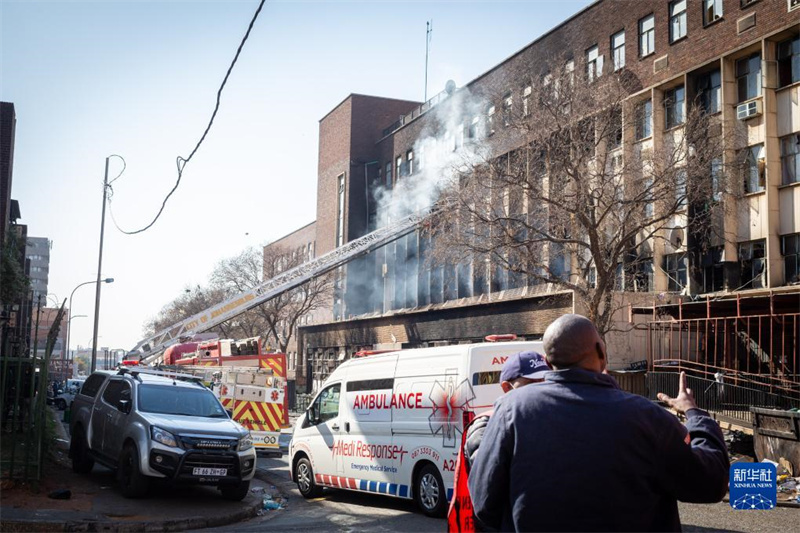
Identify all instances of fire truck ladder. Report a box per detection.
[131,211,430,365]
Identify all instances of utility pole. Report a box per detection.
[91,158,110,373]
[424,20,432,102]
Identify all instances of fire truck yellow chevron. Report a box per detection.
[259,357,285,377]
[233,400,282,432]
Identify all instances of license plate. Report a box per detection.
[193,467,227,476]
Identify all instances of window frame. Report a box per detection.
[665,253,688,292]
[739,239,767,289]
[611,30,625,71]
[635,99,653,141]
[781,233,800,285]
[736,53,762,103]
[780,133,800,185]
[586,45,603,81]
[664,85,686,129]
[777,35,800,88]
[639,14,656,58]
[742,144,765,194]
[696,69,721,115]
[703,0,723,26]
[669,0,688,43]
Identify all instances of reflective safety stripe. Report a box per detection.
[313,474,410,499]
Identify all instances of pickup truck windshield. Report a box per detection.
[138,385,228,418]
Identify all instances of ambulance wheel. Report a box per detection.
[415,464,447,517]
[295,457,322,498]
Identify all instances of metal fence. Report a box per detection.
[647,312,799,403]
[1,303,64,482]
[646,371,799,426]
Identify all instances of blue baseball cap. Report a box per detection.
[500,351,550,382]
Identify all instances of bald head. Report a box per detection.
[543,314,606,371]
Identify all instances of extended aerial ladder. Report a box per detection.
[129,210,431,365]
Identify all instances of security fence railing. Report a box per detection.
[645,370,799,426]
[1,302,65,482]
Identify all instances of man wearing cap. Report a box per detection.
[469,314,729,532]
[447,351,550,532]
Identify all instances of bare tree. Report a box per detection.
[246,245,333,353]
[144,246,332,352]
[431,56,733,336]
[143,284,229,338]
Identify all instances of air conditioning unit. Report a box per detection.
[736,99,762,120]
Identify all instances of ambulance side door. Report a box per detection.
[303,380,344,478]
[341,355,399,487]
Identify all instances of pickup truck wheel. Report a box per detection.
[70,430,94,474]
[118,443,150,498]
[294,457,322,498]
[220,480,250,501]
[414,464,447,517]
[55,398,66,411]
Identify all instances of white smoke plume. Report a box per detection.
[373,86,489,226]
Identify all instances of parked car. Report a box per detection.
[53,390,75,411]
[69,368,256,500]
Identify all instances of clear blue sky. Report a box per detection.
[1,0,593,352]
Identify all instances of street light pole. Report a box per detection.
[67,278,113,376]
[91,158,111,374]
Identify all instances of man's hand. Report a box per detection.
[657,371,698,415]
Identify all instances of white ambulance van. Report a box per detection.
[289,340,544,516]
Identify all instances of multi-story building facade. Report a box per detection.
[271,0,800,392]
[25,237,50,303]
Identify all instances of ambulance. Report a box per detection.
[289,338,544,517]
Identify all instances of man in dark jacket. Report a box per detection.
[469,314,729,532]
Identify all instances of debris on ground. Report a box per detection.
[47,489,71,500]
[259,492,287,512]
[724,430,754,457]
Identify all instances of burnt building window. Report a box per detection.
[739,240,766,289]
[635,99,652,140]
[696,70,721,115]
[486,105,496,136]
[778,35,800,88]
[782,233,800,285]
[664,85,685,129]
[407,150,414,176]
[701,246,725,293]
[502,93,513,126]
[665,253,688,292]
[396,155,403,179]
[742,144,765,194]
[736,53,761,103]
[385,161,392,188]
[781,133,800,185]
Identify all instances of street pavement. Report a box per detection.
[219,454,798,533]
[200,454,442,532]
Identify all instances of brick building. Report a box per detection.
[268,0,800,392]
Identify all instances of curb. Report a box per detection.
[0,495,263,532]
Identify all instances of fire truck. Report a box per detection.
[166,337,289,453]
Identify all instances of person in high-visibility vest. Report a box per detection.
[447,351,550,532]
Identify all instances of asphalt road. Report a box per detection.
[210,454,441,532]
[226,454,798,533]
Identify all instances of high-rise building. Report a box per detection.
[26,237,51,303]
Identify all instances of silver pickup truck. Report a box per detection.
[69,368,256,500]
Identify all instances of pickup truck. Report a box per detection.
[69,368,257,500]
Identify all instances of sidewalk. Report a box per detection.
[0,408,267,532]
